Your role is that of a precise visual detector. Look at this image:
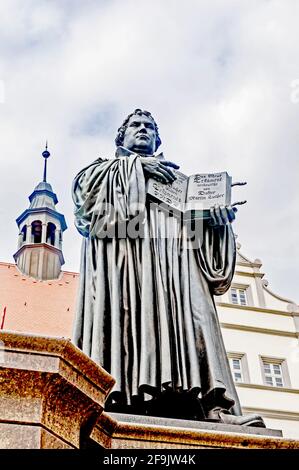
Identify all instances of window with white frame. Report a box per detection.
[262,361,284,387]
[229,357,244,382]
[227,352,251,383]
[230,287,247,306]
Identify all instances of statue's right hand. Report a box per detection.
[140,157,180,184]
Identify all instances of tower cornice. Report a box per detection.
[16,207,67,232]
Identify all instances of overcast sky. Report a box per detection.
[0,0,298,302]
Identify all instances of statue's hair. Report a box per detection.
[115,109,162,151]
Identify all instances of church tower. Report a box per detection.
[13,145,67,280]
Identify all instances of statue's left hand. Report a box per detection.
[209,205,237,227]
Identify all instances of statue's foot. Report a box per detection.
[206,407,266,428]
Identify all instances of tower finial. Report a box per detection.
[42,142,50,182]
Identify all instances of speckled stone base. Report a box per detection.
[91,411,299,449]
[0,331,115,449]
[108,412,282,437]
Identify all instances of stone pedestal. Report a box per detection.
[1,331,299,450]
[0,331,115,448]
[90,412,299,449]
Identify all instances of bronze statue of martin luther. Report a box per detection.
[72,109,265,427]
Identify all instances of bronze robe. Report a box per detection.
[72,147,242,416]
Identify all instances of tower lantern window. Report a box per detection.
[21,225,27,242]
[46,222,56,246]
[31,220,42,243]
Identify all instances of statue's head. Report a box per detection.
[115,109,162,155]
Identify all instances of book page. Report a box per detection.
[147,171,188,211]
[185,172,231,210]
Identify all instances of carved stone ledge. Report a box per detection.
[0,332,115,449]
[90,412,299,449]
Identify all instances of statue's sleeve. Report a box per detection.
[72,156,146,237]
[197,223,236,295]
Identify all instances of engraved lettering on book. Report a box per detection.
[147,171,232,219]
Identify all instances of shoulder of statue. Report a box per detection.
[75,154,128,182]
[93,156,110,164]
[84,156,110,169]
[73,157,108,181]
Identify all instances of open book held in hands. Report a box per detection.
[147,171,232,219]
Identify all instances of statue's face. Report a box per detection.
[122,114,156,155]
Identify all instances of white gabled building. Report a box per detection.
[217,242,299,438]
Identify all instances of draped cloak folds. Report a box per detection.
[72,147,242,416]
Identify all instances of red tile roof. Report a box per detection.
[0,262,77,338]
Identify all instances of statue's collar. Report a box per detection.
[115,146,164,160]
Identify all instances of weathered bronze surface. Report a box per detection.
[72,109,261,426]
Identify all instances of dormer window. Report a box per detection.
[230,287,247,306]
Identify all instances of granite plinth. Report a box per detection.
[108,412,282,437]
[90,411,299,449]
[0,331,115,449]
